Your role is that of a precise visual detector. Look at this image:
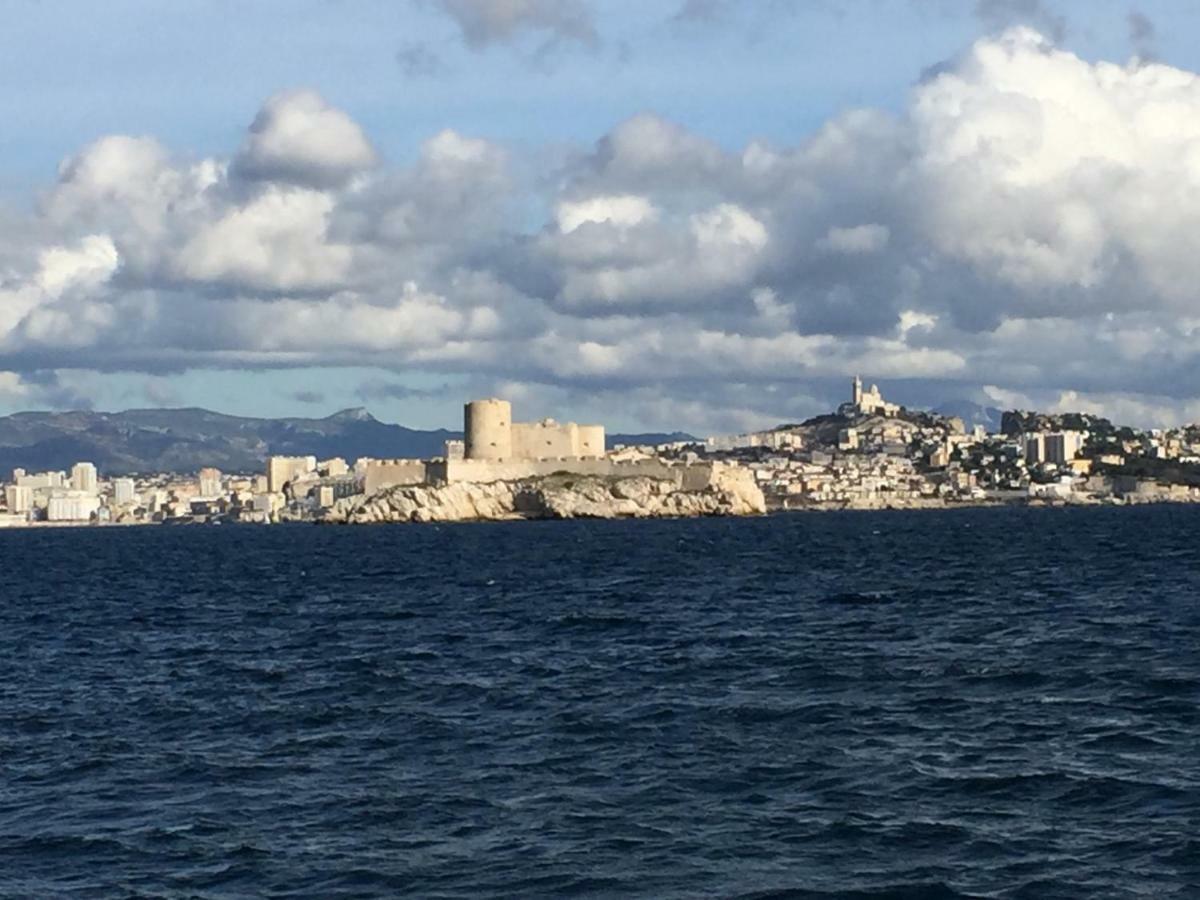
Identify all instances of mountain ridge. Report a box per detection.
[0,407,695,475]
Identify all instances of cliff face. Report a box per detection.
[320,472,766,524]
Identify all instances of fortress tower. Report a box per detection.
[464,398,512,461]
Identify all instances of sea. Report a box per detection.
[0,506,1197,899]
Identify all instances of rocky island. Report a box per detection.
[318,470,766,524]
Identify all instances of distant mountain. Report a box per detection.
[0,408,696,475]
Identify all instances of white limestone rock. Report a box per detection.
[322,472,766,525]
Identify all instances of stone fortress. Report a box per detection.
[464,399,606,462]
[357,398,727,496]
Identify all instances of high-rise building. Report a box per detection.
[1025,431,1085,466]
[198,468,223,498]
[113,478,136,505]
[1023,434,1046,464]
[71,462,98,495]
[4,485,33,514]
[1044,432,1085,465]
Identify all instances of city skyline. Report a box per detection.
[7,378,1199,528]
[2,1,1200,434]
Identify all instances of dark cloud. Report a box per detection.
[670,0,727,26]
[356,380,457,402]
[429,0,598,50]
[396,41,449,78]
[289,390,326,405]
[973,0,1066,41]
[1128,10,1157,59]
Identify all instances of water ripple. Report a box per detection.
[0,506,1197,897]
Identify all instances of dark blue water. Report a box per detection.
[1,507,1197,898]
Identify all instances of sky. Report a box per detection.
[3,0,1200,433]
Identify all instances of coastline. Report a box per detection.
[4,490,1200,530]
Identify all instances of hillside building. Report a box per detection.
[846,376,901,418]
[1024,431,1085,465]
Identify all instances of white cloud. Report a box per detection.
[175,187,352,292]
[37,235,119,299]
[691,203,768,251]
[6,32,1200,431]
[556,194,657,232]
[911,26,1200,303]
[233,90,377,188]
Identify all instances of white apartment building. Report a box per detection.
[71,462,98,494]
[47,492,101,522]
[17,470,65,490]
[112,478,137,505]
[4,485,33,514]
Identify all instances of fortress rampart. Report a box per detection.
[361,459,431,495]
[357,399,728,496]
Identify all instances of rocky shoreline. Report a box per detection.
[778,492,1200,512]
[319,471,766,524]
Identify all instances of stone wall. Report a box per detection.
[362,460,431,495]
[511,420,580,460]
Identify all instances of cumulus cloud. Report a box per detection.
[7,33,1200,430]
[233,90,378,188]
[175,187,353,292]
